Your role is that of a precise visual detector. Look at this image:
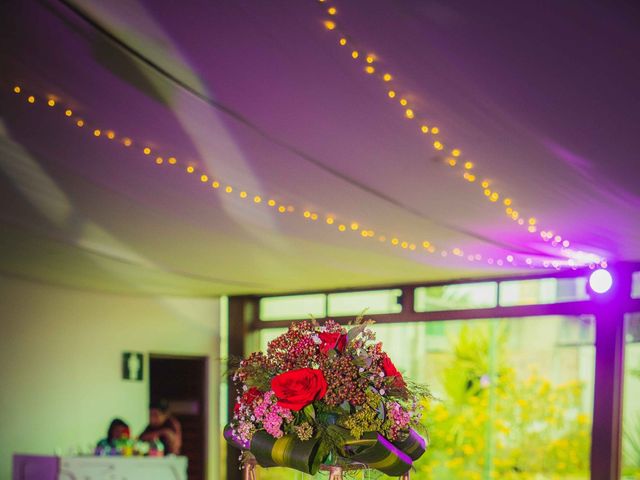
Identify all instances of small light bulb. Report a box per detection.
[143,147,151,155]
[464,161,473,169]
[27,95,35,103]
[338,224,346,231]
[240,191,247,198]
[212,181,220,188]
[324,20,336,30]
[123,138,132,147]
[365,66,375,74]
[168,157,177,164]
[187,166,195,173]
[47,99,55,107]
[310,213,318,220]
[391,238,399,245]
[431,126,439,134]
[433,141,443,150]
[490,192,499,202]
[448,158,456,167]
[388,90,396,98]
[93,129,101,137]
[254,196,262,203]
[383,73,392,82]
[278,205,286,213]
[481,180,489,188]
[528,217,536,225]
[65,109,73,117]
[326,217,335,224]
[13,86,21,94]
[351,50,359,59]
[365,56,374,64]
[225,186,233,193]
[401,241,408,249]
[304,211,311,218]
[350,222,359,230]
[405,109,414,119]
[506,207,513,214]
[339,37,347,46]
[452,149,460,157]
[201,174,208,182]
[268,199,276,207]
[503,198,512,206]
[422,241,431,248]
[420,125,429,133]
[484,189,491,196]
[106,131,115,139]
[76,120,84,127]
[327,6,337,15]
[399,98,408,106]
[155,157,163,165]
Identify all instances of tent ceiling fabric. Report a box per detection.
[0,0,638,296]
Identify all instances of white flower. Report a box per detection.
[312,335,322,345]
[379,372,385,377]
[359,368,365,373]
[380,389,386,395]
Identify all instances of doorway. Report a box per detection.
[149,355,208,480]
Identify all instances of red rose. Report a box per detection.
[318,332,347,354]
[242,387,262,405]
[234,402,241,414]
[382,355,406,388]
[271,368,328,411]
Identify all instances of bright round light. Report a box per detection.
[589,269,613,294]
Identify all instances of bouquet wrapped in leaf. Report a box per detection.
[225,317,430,476]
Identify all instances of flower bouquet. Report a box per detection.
[225,317,430,476]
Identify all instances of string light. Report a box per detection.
[47,99,56,107]
[13,84,593,270]
[27,95,35,103]
[314,5,585,260]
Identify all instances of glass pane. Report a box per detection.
[414,282,497,312]
[499,277,589,306]
[623,312,640,478]
[259,294,326,321]
[251,316,594,479]
[374,316,594,479]
[327,289,402,316]
[632,272,640,299]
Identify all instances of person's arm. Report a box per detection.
[162,417,182,454]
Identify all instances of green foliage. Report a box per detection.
[417,323,591,479]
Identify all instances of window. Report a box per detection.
[259,294,326,321]
[327,289,402,316]
[632,272,640,299]
[499,277,588,306]
[414,282,497,312]
[253,315,594,479]
[623,312,640,477]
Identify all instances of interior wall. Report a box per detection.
[0,275,221,480]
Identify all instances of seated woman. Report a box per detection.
[95,418,130,451]
[139,399,182,455]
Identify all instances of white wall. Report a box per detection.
[0,275,221,480]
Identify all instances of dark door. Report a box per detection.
[149,355,207,480]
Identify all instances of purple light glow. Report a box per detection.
[589,269,613,294]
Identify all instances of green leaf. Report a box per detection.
[304,404,316,420]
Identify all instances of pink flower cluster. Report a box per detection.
[253,391,293,438]
[387,401,411,440]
